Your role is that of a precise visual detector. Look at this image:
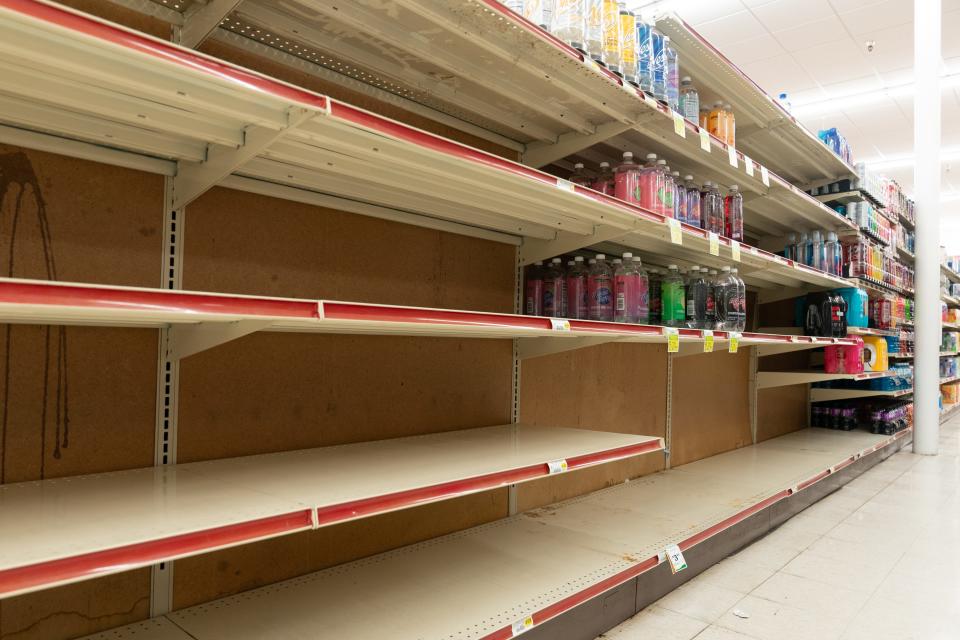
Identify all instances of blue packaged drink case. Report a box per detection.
[652,30,666,101]
[665,38,679,111]
[636,19,653,92]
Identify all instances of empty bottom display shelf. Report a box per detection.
[82,427,908,640]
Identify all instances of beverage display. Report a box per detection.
[569,162,592,187]
[684,175,701,228]
[553,0,586,50]
[672,170,684,222]
[588,253,615,321]
[648,267,662,324]
[636,18,653,92]
[542,257,565,318]
[614,151,642,204]
[724,185,743,242]
[619,7,637,83]
[602,0,621,74]
[592,161,615,195]
[614,252,648,323]
[585,0,604,62]
[666,39,679,111]
[652,30,666,101]
[525,260,544,315]
[661,264,685,327]
[565,256,589,319]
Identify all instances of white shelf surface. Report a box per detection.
[0,425,662,599]
[757,369,899,389]
[84,427,908,640]
[810,388,913,402]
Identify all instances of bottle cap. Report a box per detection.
[574,256,585,262]
[612,258,622,264]
[573,162,584,169]
[690,265,700,271]
[681,75,692,82]
[787,233,796,241]
[672,171,681,177]
[730,185,739,192]
[668,264,678,270]
[599,161,610,168]
[588,258,596,264]
[722,266,731,272]
[657,159,667,165]
[710,269,717,275]
[684,174,693,181]
[723,103,732,109]
[632,256,643,263]
[623,151,634,159]
[551,257,562,264]
[595,253,606,260]
[646,153,657,161]
[623,252,633,259]
[713,101,723,108]
[567,260,574,266]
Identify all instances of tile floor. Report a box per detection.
[599,417,960,640]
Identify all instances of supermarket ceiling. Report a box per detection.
[636,0,960,233]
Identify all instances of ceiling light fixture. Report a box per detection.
[791,72,960,118]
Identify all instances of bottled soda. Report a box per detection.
[648,267,662,324]
[685,266,709,329]
[661,264,686,328]
[614,252,642,323]
[569,162,593,187]
[684,175,701,228]
[672,170,685,222]
[614,151,642,204]
[592,161,615,195]
[588,253,615,321]
[565,256,589,319]
[730,267,746,331]
[542,257,566,318]
[705,269,718,329]
[724,185,744,241]
[679,76,700,121]
[525,261,544,315]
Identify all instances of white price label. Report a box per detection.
[709,231,720,256]
[672,111,686,138]
[556,177,576,192]
[667,218,682,244]
[744,154,754,177]
[665,544,687,574]
[512,616,534,636]
[728,145,738,168]
[550,318,571,331]
[703,329,714,353]
[699,127,711,152]
[760,165,770,187]
[664,327,680,353]
[547,459,568,474]
[728,332,741,353]
[731,240,741,262]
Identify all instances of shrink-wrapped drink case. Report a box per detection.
[553,0,586,49]
[585,0,604,62]
[602,0,621,73]
[636,19,654,92]
[619,8,637,83]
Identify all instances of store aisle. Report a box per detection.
[600,419,960,640]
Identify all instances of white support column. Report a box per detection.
[914,0,942,455]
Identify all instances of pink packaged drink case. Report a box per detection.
[824,337,864,374]
[588,254,615,321]
[614,152,642,205]
[565,256,589,319]
[592,161,615,195]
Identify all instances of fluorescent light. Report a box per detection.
[791,73,960,118]
[862,147,960,171]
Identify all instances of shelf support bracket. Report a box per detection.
[519,225,634,265]
[171,107,317,210]
[178,0,242,49]
[522,121,636,168]
[167,320,274,360]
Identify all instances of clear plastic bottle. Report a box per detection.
[686,266,709,329]
[648,267,662,324]
[797,231,809,266]
[638,153,660,212]
[525,260,544,315]
[615,252,639,323]
[724,185,744,242]
[785,232,797,261]
[614,151,642,204]
[503,0,525,14]
[565,256,589,319]
[716,266,733,330]
[723,103,735,146]
[619,6,637,83]
[672,170,685,222]
[705,269,718,329]
[810,230,825,271]
[542,257,565,317]
[592,161,615,195]
[563,259,574,316]
[731,267,746,331]
[634,256,650,323]
[708,102,726,142]
[636,18,654,93]
[652,30,666,101]
[588,253,615,321]
[684,175,701,228]
[666,38,680,112]
[699,108,709,130]
[679,76,700,121]
[708,182,724,235]
[585,0,604,63]
[553,0,586,49]
[661,264,686,328]
[826,231,841,276]
[522,0,551,29]
[602,0,621,74]
[657,159,673,216]
[569,162,592,187]
[805,231,815,268]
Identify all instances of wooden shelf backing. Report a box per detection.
[810,388,913,402]
[81,428,908,640]
[0,425,662,599]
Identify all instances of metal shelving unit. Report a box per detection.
[77,427,910,640]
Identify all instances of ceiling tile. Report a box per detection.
[838,0,913,36]
[671,0,748,26]
[793,37,876,85]
[738,53,820,95]
[943,10,960,60]
[826,0,889,12]
[772,15,847,52]
[856,24,913,74]
[750,0,836,32]
[709,32,787,64]
[692,10,768,44]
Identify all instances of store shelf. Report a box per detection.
[810,388,913,402]
[943,322,960,331]
[941,351,959,357]
[0,424,662,598]
[0,278,855,359]
[855,277,914,299]
[847,326,899,338]
[943,295,960,308]
[83,427,907,640]
[655,14,856,187]
[897,246,915,263]
[941,374,960,385]
[942,264,960,285]
[900,213,916,230]
[757,369,898,390]
[889,353,914,360]
[81,619,193,640]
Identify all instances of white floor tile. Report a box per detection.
[695,558,776,594]
[599,605,708,639]
[657,580,748,624]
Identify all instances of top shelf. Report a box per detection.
[656,14,856,186]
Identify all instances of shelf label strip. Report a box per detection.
[728,145,738,168]
[731,240,741,262]
[664,327,680,353]
[550,318,571,331]
[760,165,770,187]
[729,332,741,353]
[743,155,754,177]
[547,459,569,474]
[709,232,720,256]
[512,615,534,636]
[699,127,711,152]
[673,111,686,138]
[667,218,682,244]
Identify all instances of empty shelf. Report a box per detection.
[758,370,899,389]
[89,427,906,640]
[0,424,662,598]
[810,388,913,402]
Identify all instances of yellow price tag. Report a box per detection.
[731,240,741,262]
[699,127,711,152]
[703,330,714,353]
[709,231,720,256]
[556,177,576,192]
[728,332,741,353]
[673,111,686,138]
[512,616,534,635]
[667,218,682,244]
[664,327,680,353]
[547,459,568,474]
[728,145,738,168]
[744,154,755,177]
[760,165,770,187]
[550,318,571,331]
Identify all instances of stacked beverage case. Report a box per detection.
[525,254,746,331]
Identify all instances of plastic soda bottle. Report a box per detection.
[657,159,673,216]
[636,18,654,93]
[684,175,701,228]
[648,268,662,324]
[661,264,686,328]
[826,231,842,276]
[592,161,615,195]
[634,256,650,323]
[686,266,708,329]
[565,256,589,319]
[706,269,718,328]
[614,152,642,204]
[715,266,732,329]
[619,7,637,83]
[708,102,726,142]
[731,267,746,331]
[525,260,544,315]
[638,153,660,211]
[585,0,604,62]
[723,103,735,146]
[666,38,680,111]
[672,170,685,222]
[679,76,700,121]
[724,185,744,241]
[615,252,640,323]
[602,0,621,74]
[542,258,565,317]
[652,30,666,101]
[553,0,586,50]
[588,253,615,321]
[569,162,592,187]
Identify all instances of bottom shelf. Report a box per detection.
[810,388,913,401]
[84,427,909,640]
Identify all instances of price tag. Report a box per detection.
[708,231,720,256]
[665,544,687,574]
[760,165,770,187]
[731,240,741,262]
[512,616,534,636]
[703,330,714,353]
[664,327,679,353]
[728,145,738,168]
[667,218,682,244]
[672,111,686,138]
[550,318,571,331]
[699,127,711,152]
[728,332,741,353]
[547,459,568,474]
[744,154,755,177]
[556,177,576,192]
